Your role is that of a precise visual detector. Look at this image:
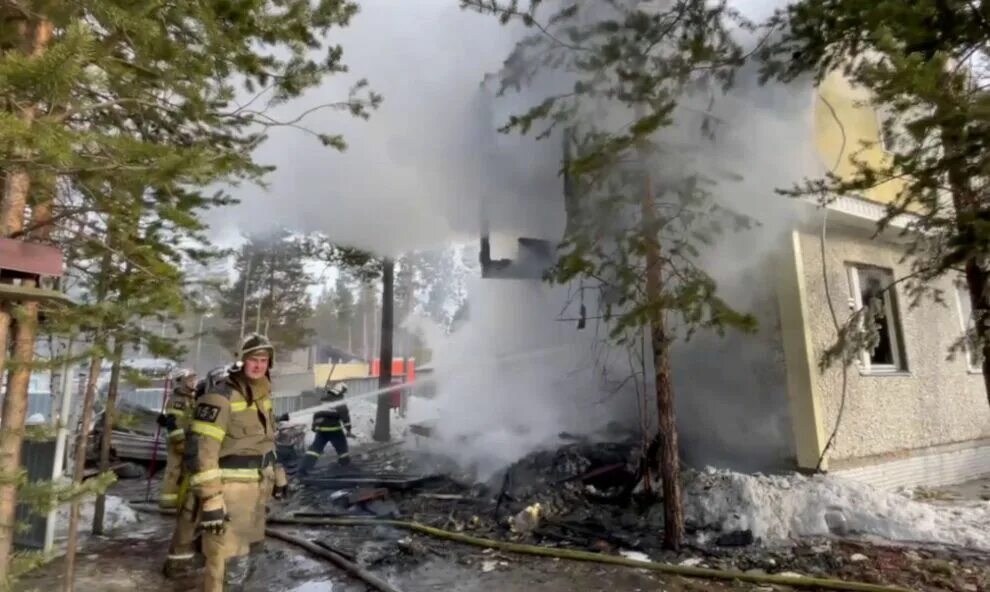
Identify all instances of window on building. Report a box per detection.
[847,265,908,372]
[955,283,983,372]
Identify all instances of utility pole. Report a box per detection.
[46,340,74,553]
[194,313,205,369]
[362,308,369,362]
[239,255,253,341]
[373,258,394,442]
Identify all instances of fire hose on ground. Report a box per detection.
[129,502,913,592]
[129,502,403,592]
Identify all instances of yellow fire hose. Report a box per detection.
[268,516,915,592]
[129,503,914,592]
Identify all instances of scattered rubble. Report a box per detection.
[271,439,990,591]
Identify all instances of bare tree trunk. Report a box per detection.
[92,338,125,534]
[374,259,395,442]
[63,350,105,592]
[641,171,684,551]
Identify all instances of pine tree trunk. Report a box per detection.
[374,259,395,442]
[650,323,684,549]
[93,338,125,535]
[0,299,39,567]
[0,151,53,579]
[0,172,28,578]
[641,168,684,551]
[63,351,105,592]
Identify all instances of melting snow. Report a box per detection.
[683,468,990,550]
[288,582,334,592]
[55,494,141,539]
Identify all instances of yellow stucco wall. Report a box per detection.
[814,69,906,205]
[313,362,370,387]
[797,226,990,465]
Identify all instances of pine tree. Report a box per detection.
[216,230,316,355]
[760,0,990,407]
[465,0,756,550]
[0,0,379,582]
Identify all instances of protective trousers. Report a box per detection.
[298,429,350,475]
[166,477,200,575]
[160,441,185,508]
[199,466,274,592]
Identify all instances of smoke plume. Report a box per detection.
[215,0,822,475]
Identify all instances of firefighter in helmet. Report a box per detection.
[158,368,198,509]
[163,365,230,579]
[182,334,289,591]
[297,382,353,476]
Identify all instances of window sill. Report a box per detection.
[858,369,911,377]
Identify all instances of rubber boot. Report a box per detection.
[162,553,202,579]
[297,451,319,477]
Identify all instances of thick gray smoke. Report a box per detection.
[207,0,540,255]
[214,0,820,475]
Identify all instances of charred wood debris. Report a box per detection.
[281,433,675,549]
[273,433,990,592]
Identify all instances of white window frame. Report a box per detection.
[847,265,907,374]
[953,283,983,373]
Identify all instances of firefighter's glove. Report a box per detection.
[156,413,168,428]
[199,495,227,535]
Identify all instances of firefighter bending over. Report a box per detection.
[183,334,289,591]
[297,382,353,476]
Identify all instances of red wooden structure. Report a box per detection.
[0,238,68,305]
[370,357,416,409]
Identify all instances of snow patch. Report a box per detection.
[683,468,990,550]
[55,495,141,537]
[620,550,651,562]
[288,582,334,592]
